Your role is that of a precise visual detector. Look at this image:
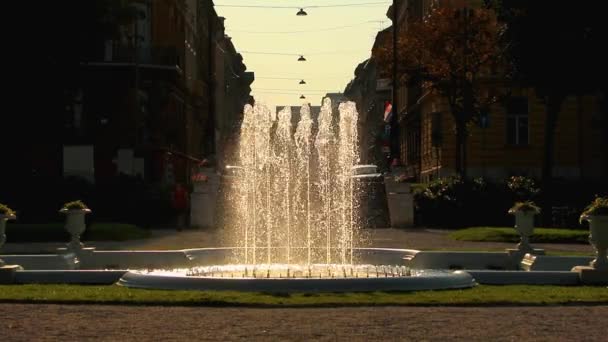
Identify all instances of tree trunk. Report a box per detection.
[541,94,565,226]
[455,119,468,179]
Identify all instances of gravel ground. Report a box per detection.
[2,304,607,341]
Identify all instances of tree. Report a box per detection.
[376,5,504,178]
[493,0,608,182]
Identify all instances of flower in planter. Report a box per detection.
[580,196,608,224]
[394,174,408,183]
[0,203,16,218]
[61,200,89,211]
[508,201,541,215]
[191,173,209,182]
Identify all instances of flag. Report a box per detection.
[383,101,393,123]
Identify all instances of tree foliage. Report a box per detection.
[375,5,504,177]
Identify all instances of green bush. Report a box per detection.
[413,176,608,229]
[449,227,589,244]
[4,223,67,242]
[414,177,512,228]
[507,176,540,201]
[0,174,176,227]
[5,222,149,243]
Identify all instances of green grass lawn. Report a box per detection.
[0,285,606,307]
[5,223,150,242]
[449,227,588,244]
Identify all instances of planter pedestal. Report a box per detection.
[384,177,414,228]
[0,214,16,267]
[571,266,608,285]
[506,249,545,266]
[190,168,220,229]
[572,215,608,284]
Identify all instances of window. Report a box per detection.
[431,112,442,147]
[506,97,529,145]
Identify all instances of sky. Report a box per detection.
[213,0,392,108]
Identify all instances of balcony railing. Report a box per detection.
[104,45,181,68]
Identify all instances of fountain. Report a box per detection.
[116,99,475,291]
[2,99,602,289]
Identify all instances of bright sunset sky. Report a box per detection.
[213,0,392,108]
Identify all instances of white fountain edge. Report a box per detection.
[116,270,476,292]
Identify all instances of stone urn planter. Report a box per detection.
[582,215,608,270]
[508,201,540,253]
[579,197,608,270]
[60,201,91,252]
[0,205,16,266]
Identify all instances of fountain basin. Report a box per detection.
[115,247,475,292]
[118,268,475,292]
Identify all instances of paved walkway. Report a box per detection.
[2,303,607,341]
[2,228,593,255]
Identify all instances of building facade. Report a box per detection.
[380,0,608,182]
[64,0,252,185]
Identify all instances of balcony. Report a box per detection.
[84,45,183,75]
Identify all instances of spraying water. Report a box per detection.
[228,99,361,265]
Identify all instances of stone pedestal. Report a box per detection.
[190,169,220,229]
[505,248,545,267]
[505,248,545,259]
[384,177,414,228]
[57,247,94,269]
[0,265,23,284]
[571,266,608,285]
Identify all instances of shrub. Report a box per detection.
[5,222,149,242]
[508,201,541,214]
[414,176,511,228]
[0,203,16,217]
[61,200,89,211]
[507,176,540,201]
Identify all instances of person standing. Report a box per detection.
[172,183,188,231]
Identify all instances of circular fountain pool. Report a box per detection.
[117,248,476,292]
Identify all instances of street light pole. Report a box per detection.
[391,0,399,167]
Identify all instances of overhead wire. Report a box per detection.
[229,20,385,34]
[241,49,368,56]
[215,2,391,9]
